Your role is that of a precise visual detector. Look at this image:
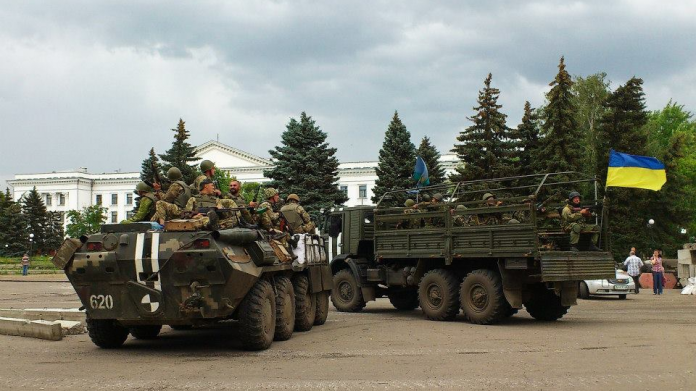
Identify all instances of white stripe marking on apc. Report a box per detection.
[134,233,145,283]
[150,232,161,291]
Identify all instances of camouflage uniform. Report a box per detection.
[225,192,255,225]
[561,203,599,246]
[191,174,214,196]
[151,181,191,223]
[258,200,281,231]
[123,193,157,223]
[398,199,420,229]
[452,205,471,227]
[280,200,315,234]
[186,194,241,229]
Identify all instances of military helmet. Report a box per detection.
[200,160,215,172]
[456,205,467,211]
[264,187,278,199]
[482,192,495,201]
[286,193,300,202]
[433,193,443,201]
[136,181,152,193]
[421,194,431,202]
[568,191,581,201]
[404,199,415,207]
[167,167,182,181]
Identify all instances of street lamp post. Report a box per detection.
[29,233,35,255]
[647,219,655,251]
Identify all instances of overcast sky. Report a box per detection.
[2,0,695,189]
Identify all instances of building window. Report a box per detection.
[96,194,102,205]
[45,194,52,206]
[126,193,133,205]
[58,193,65,206]
[111,211,118,223]
[340,186,348,195]
[358,185,367,198]
[126,211,134,220]
[111,193,118,205]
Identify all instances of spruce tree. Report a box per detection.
[141,148,165,185]
[572,73,611,175]
[0,203,28,256]
[159,118,198,185]
[21,187,49,253]
[264,112,347,215]
[45,211,65,252]
[537,57,581,174]
[371,111,416,205]
[451,73,514,182]
[510,101,541,176]
[416,137,446,186]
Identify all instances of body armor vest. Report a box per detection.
[143,192,158,221]
[173,180,191,208]
[195,194,219,209]
[280,203,305,233]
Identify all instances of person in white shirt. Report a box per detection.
[623,250,643,294]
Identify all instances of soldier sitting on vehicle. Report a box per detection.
[474,192,503,225]
[191,160,221,196]
[225,179,255,225]
[150,167,192,225]
[425,193,446,227]
[397,199,420,229]
[258,188,283,231]
[561,191,601,252]
[280,194,316,234]
[184,179,241,230]
[451,204,471,226]
[121,182,157,223]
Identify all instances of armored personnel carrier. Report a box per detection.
[52,223,332,350]
[322,172,615,325]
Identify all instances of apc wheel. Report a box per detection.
[331,269,366,312]
[238,279,276,350]
[314,291,330,326]
[388,288,419,310]
[578,282,590,299]
[460,269,508,325]
[418,269,460,321]
[525,287,569,321]
[87,319,129,349]
[129,325,162,340]
[273,276,295,341]
[618,294,627,300]
[293,275,316,332]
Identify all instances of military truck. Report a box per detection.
[323,172,615,324]
[52,223,332,350]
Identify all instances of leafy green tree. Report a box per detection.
[213,170,233,197]
[416,137,446,186]
[0,203,28,256]
[66,205,107,238]
[510,101,542,176]
[264,112,347,214]
[371,111,416,205]
[21,187,50,253]
[537,57,581,174]
[572,72,611,175]
[241,182,262,203]
[451,73,514,182]
[159,119,198,185]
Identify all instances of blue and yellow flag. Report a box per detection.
[413,157,430,187]
[606,149,666,191]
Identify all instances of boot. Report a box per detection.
[570,246,579,252]
[206,210,219,231]
[588,243,602,252]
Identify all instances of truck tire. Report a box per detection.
[524,287,569,322]
[238,279,276,350]
[331,269,366,312]
[314,291,330,325]
[459,269,507,325]
[388,288,419,310]
[273,276,295,341]
[293,274,316,332]
[87,319,129,349]
[418,269,460,321]
[129,325,162,339]
[578,282,590,299]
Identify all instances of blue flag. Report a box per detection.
[413,157,430,187]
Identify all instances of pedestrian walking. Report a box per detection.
[623,250,643,293]
[650,250,664,295]
[21,253,30,276]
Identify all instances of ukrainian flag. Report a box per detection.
[606,149,666,191]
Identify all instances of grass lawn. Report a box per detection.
[0,255,60,274]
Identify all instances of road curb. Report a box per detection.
[0,308,86,325]
[0,316,63,341]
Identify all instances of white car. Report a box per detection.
[578,269,636,300]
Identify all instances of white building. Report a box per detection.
[7,141,459,222]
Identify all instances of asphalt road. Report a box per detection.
[1,278,695,390]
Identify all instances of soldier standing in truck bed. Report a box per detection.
[185,179,241,230]
[121,182,157,223]
[280,194,315,234]
[151,167,192,225]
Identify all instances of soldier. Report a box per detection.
[192,160,221,196]
[426,193,446,227]
[258,187,282,231]
[185,179,241,230]
[475,193,503,225]
[150,167,192,225]
[397,199,419,229]
[121,182,157,223]
[451,205,471,226]
[561,191,601,252]
[225,179,254,225]
[280,194,316,234]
